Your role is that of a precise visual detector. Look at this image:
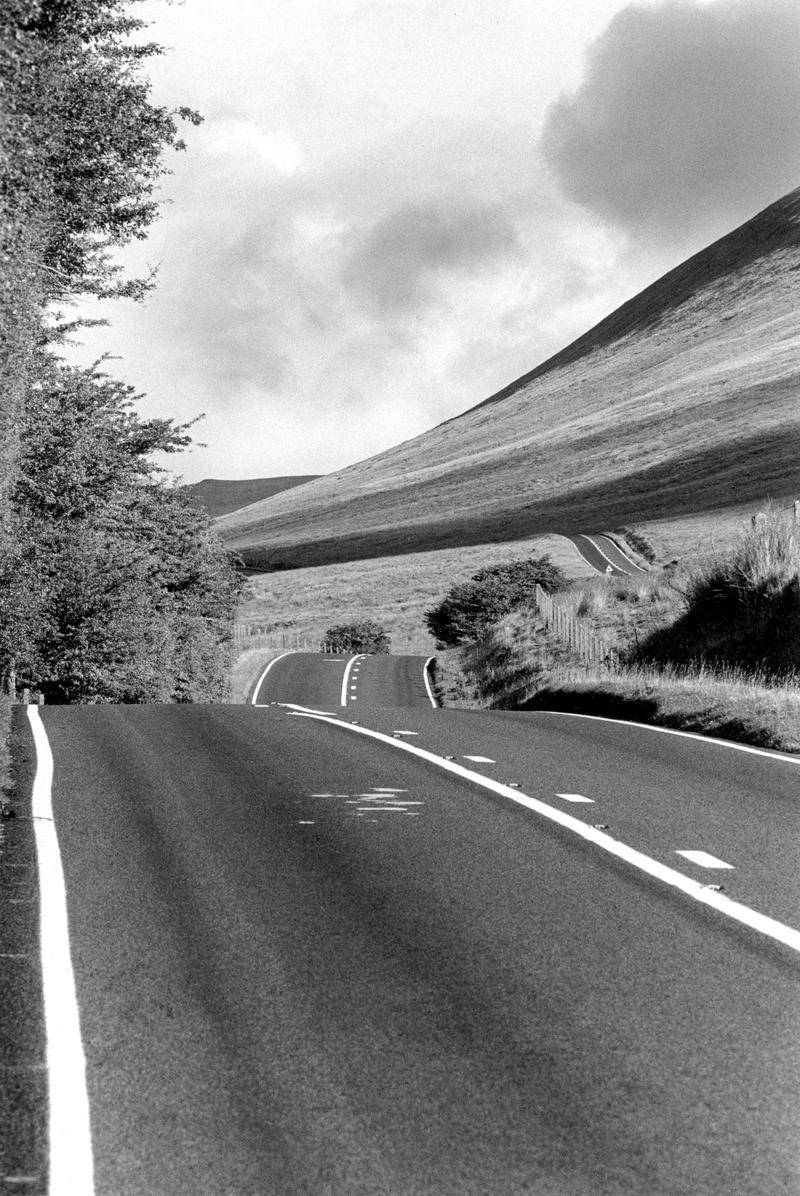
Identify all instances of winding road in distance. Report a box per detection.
[565,533,648,577]
[5,650,800,1195]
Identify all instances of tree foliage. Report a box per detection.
[1,357,240,702]
[0,4,239,704]
[323,621,391,654]
[424,555,567,647]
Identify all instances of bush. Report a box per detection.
[323,620,390,653]
[424,555,567,647]
[614,526,657,564]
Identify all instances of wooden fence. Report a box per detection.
[533,584,617,667]
[232,626,350,654]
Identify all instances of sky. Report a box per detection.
[70,0,800,482]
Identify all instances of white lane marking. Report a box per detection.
[393,730,419,736]
[372,787,409,793]
[340,655,366,706]
[27,708,95,1196]
[463,755,495,763]
[277,703,337,716]
[423,657,438,708]
[251,650,296,705]
[595,534,648,574]
[536,710,800,766]
[676,850,734,869]
[293,711,800,955]
[581,534,629,576]
[556,792,596,803]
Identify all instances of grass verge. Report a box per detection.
[434,609,800,755]
[229,647,284,705]
[0,693,13,796]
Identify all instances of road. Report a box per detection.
[5,665,800,1194]
[251,650,436,709]
[566,534,647,577]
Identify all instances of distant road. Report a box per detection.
[566,532,647,576]
[251,650,436,709]
[13,702,800,1194]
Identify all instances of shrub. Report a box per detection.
[323,620,390,653]
[424,555,567,647]
[614,526,657,564]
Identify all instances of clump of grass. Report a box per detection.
[639,507,800,677]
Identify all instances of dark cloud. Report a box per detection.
[540,0,800,245]
[341,198,521,315]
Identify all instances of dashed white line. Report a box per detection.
[463,755,495,763]
[676,850,734,869]
[293,711,800,955]
[27,707,95,1196]
[556,792,596,803]
[340,655,366,706]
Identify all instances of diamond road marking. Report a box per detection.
[676,850,734,869]
[556,793,596,803]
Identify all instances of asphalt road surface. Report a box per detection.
[5,675,800,1194]
[251,651,436,709]
[566,534,647,577]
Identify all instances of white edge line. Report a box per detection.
[594,534,648,574]
[27,707,95,1195]
[251,650,296,706]
[423,656,438,708]
[292,711,800,954]
[278,702,337,716]
[581,534,632,576]
[340,654,366,707]
[536,709,800,766]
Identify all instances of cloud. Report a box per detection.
[341,198,521,315]
[540,0,800,245]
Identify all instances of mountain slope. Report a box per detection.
[182,475,320,518]
[218,188,800,568]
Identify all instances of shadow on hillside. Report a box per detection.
[237,424,798,571]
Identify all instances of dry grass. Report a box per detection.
[218,190,800,571]
[436,511,800,754]
[436,612,800,754]
[236,532,595,657]
[229,647,283,705]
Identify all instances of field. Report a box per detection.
[237,533,595,656]
[218,189,800,571]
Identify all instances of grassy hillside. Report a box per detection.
[218,188,800,569]
[182,475,320,518]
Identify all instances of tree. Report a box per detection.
[323,621,391,654]
[424,555,567,647]
[0,357,240,702]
